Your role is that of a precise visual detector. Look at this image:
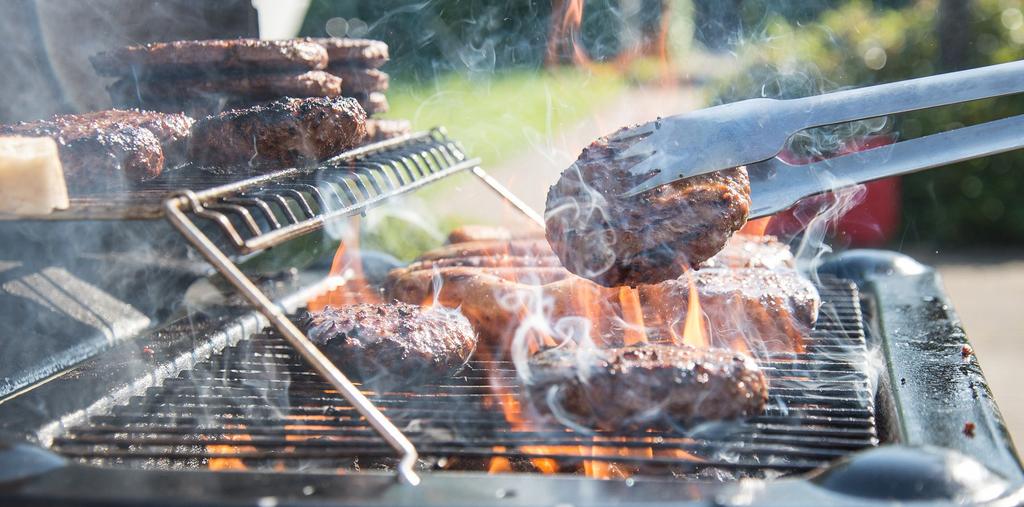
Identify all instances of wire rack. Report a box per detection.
[160,128,540,485]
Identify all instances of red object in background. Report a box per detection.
[764,135,901,247]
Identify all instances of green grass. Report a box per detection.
[382,67,627,169]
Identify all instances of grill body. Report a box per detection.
[1,251,1020,506]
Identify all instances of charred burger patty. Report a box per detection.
[301,302,477,387]
[525,344,768,431]
[545,125,751,287]
[188,96,366,171]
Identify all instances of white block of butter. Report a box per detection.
[0,136,70,215]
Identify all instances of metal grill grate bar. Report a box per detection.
[51,278,878,479]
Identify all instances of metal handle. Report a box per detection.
[163,193,421,486]
[791,59,1024,127]
[749,113,1024,218]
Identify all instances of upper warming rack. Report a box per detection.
[167,129,480,255]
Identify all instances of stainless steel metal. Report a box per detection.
[148,128,543,486]
[618,59,1024,196]
[183,129,480,255]
[471,166,545,227]
[747,113,1024,218]
[163,193,421,486]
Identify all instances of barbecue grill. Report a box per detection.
[0,130,1020,506]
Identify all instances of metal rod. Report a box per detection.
[238,158,481,253]
[163,193,421,486]
[470,166,545,227]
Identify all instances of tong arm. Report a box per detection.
[748,114,1024,218]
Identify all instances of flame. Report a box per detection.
[740,217,773,237]
[618,287,647,345]
[546,0,590,67]
[583,436,652,479]
[307,216,381,312]
[485,392,560,474]
[677,269,710,349]
[207,424,255,471]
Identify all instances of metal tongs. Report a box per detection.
[616,60,1024,218]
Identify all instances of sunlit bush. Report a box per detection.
[716,0,1024,246]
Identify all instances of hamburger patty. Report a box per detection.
[363,119,410,142]
[545,125,751,287]
[524,344,768,431]
[309,37,390,68]
[331,68,389,93]
[301,302,477,387]
[1,110,193,191]
[110,70,343,105]
[386,265,817,353]
[352,92,389,115]
[699,234,795,270]
[91,38,328,77]
[188,96,367,171]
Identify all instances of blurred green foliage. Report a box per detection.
[299,0,628,79]
[715,0,1024,246]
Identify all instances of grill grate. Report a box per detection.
[51,278,877,479]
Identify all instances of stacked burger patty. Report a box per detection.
[92,38,410,143]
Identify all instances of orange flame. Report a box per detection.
[618,287,647,345]
[486,392,561,474]
[740,217,773,237]
[546,0,592,68]
[677,269,710,349]
[207,424,255,471]
[308,216,382,311]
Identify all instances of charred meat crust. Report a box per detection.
[306,37,390,68]
[700,234,795,269]
[91,38,329,77]
[445,225,545,244]
[330,68,389,93]
[188,96,367,171]
[363,119,410,142]
[525,344,768,431]
[545,126,752,287]
[300,302,477,386]
[109,70,344,104]
[386,266,816,353]
[0,109,193,191]
[352,92,389,115]
[58,126,164,191]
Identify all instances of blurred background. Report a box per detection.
[1,0,1021,447]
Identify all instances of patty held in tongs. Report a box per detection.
[524,344,768,431]
[301,301,477,389]
[545,125,751,287]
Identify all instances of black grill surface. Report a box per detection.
[51,278,877,479]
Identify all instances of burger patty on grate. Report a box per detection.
[545,125,752,287]
[1,109,194,191]
[300,301,477,386]
[188,96,367,171]
[525,344,768,431]
[91,38,328,78]
[386,234,817,354]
